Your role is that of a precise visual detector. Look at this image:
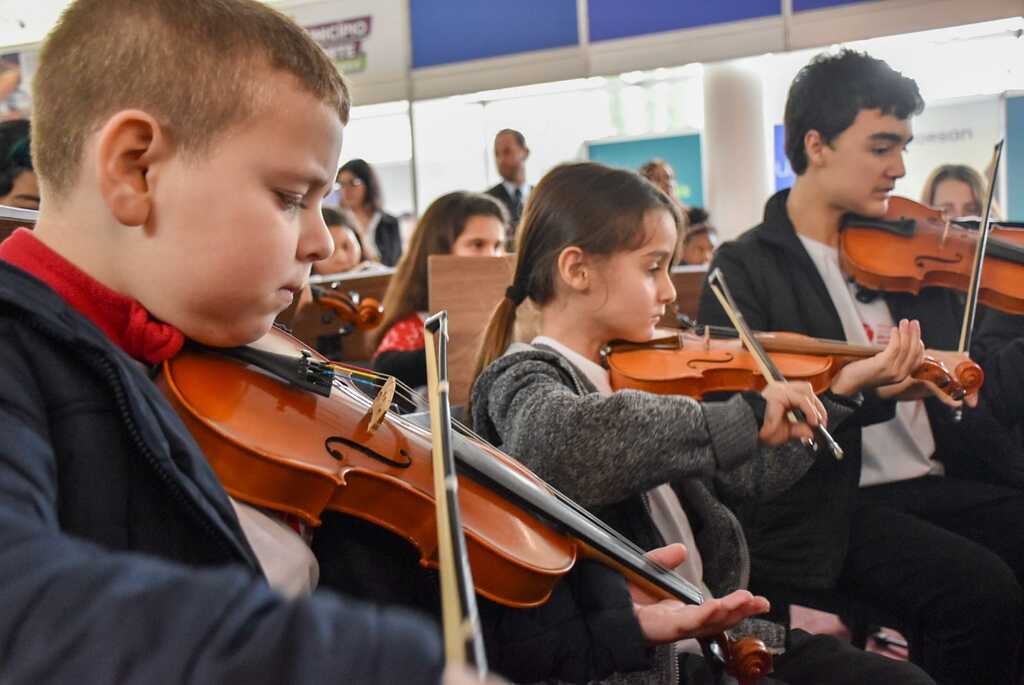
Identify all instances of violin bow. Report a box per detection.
[958,140,1004,354]
[707,268,844,461]
[423,311,489,675]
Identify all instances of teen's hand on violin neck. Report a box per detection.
[629,544,770,643]
[758,382,826,446]
[876,348,979,408]
[830,319,924,397]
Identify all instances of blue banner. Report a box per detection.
[774,124,795,191]
[793,0,876,10]
[588,1,781,43]
[410,0,578,68]
[1007,97,1024,220]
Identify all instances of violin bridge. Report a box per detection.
[366,376,396,434]
[702,326,711,352]
[940,213,951,248]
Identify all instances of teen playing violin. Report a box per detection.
[470,161,933,684]
[698,49,1024,685]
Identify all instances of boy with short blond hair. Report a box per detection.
[0,2,763,683]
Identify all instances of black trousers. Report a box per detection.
[679,628,934,684]
[836,475,1024,685]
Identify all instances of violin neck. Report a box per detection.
[692,324,879,359]
[754,333,877,359]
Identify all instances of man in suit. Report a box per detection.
[485,128,530,249]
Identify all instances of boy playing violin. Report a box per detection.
[0,1,772,683]
[699,49,1024,684]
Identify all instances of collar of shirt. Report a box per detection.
[0,228,184,364]
[532,335,613,395]
[502,181,529,200]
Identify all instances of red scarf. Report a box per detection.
[0,228,185,364]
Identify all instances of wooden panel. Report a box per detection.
[428,256,708,405]
[277,268,394,363]
[670,264,708,323]
[428,255,517,405]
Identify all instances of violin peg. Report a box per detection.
[366,376,396,434]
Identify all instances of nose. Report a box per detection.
[658,270,677,305]
[300,211,335,263]
[890,151,907,179]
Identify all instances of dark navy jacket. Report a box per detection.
[0,259,445,684]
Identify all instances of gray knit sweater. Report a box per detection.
[471,343,859,685]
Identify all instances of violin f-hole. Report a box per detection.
[324,436,413,469]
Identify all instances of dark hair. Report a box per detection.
[0,128,33,198]
[374,191,509,347]
[495,128,526,148]
[0,119,30,170]
[339,158,383,212]
[785,49,924,175]
[683,206,716,243]
[472,162,680,384]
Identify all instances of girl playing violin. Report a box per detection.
[470,161,933,685]
[372,191,508,392]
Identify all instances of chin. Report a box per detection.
[186,317,273,348]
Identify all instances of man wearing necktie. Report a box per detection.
[485,128,530,250]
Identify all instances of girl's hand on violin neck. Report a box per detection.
[629,544,771,642]
[758,382,826,446]
[830,319,924,397]
[876,349,979,409]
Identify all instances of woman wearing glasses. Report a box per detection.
[338,158,403,266]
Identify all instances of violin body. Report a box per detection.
[605,329,981,400]
[160,328,575,608]
[841,196,1024,315]
[607,332,837,397]
[161,327,774,681]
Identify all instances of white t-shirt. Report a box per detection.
[796,235,941,486]
[533,336,708,655]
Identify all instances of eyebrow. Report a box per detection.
[644,249,672,259]
[870,132,913,145]
[276,169,332,192]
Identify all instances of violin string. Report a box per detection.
[313,362,679,581]
[323,364,664,570]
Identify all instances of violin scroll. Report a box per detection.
[311,284,383,330]
[723,636,774,685]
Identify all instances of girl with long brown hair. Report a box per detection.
[372,191,507,391]
[469,162,933,685]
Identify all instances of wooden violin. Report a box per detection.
[604,325,983,401]
[841,195,1024,315]
[158,326,772,684]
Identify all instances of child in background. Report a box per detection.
[373,191,508,391]
[471,161,934,685]
[313,206,366,276]
[678,206,718,265]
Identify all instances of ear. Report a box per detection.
[555,246,591,293]
[803,129,827,169]
[95,110,171,227]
